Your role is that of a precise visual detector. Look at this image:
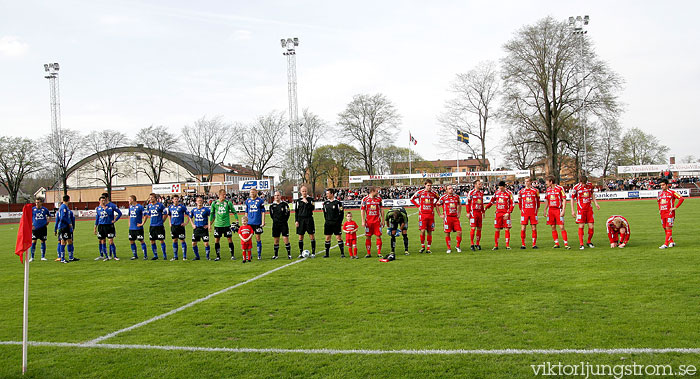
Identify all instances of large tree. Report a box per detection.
[84,130,129,199]
[501,17,622,181]
[0,136,42,203]
[619,128,669,166]
[438,61,499,171]
[134,125,178,184]
[322,143,361,188]
[46,128,84,196]
[591,119,622,178]
[561,116,599,179]
[376,145,414,175]
[239,111,287,179]
[289,109,325,193]
[182,116,235,193]
[501,128,540,171]
[337,93,401,175]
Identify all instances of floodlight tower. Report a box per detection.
[281,37,300,181]
[569,15,589,174]
[44,62,63,196]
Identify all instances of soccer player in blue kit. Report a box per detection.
[144,193,168,260]
[30,197,51,262]
[167,194,190,261]
[54,195,76,263]
[244,188,266,260]
[189,195,211,261]
[94,195,122,261]
[127,195,149,260]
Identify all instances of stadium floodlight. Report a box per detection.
[281,37,300,184]
[44,62,63,196]
[569,15,590,174]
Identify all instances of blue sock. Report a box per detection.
[193,245,200,259]
[131,243,137,257]
[181,242,187,259]
[151,243,158,258]
[41,242,46,258]
[141,243,148,258]
[110,243,116,258]
[31,242,36,258]
[205,245,210,259]
[98,244,104,257]
[257,240,262,258]
[57,243,61,258]
[67,244,74,260]
[99,243,105,257]
[161,242,167,259]
[172,242,178,259]
[59,244,65,260]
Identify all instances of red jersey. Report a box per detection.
[606,215,630,234]
[465,189,485,215]
[657,189,684,217]
[438,194,461,217]
[545,185,566,209]
[238,225,254,241]
[518,187,540,215]
[361,195,382,223]
[487,190,514,213]
[571,182,594,210]
[342,220,358,237]
[411,189,439,215]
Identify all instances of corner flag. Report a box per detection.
[457,130,469,145]
[15,204,33,263]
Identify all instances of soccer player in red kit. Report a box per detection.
[361,187,384,258]
[544,176,570,249]
[485,180,514,250]
[411,179,440,253]
[342,212,359,258]
[657,178,684,249]
[465,179,485,251]
[518,178,541,249]
[606,215,630,248]
[570,175,600,250]
[238,216,254,263]
[437,185,462,253]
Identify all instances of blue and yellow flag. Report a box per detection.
[457,130,469,145]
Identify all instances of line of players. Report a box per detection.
[28,176,685,263]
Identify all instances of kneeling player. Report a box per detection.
[606,215,630,248]
[385,206,409,255]
[238,215,254,263]
[485,181,514,250]
[343,212,359,258]
[190,196,211,260]
[438,186,462,253]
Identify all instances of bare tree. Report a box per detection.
[323,143,361,187]
[289,109,325,194]
[619,128,669,166]
[681,155,698,163]
[182,116,235,193]
[501,128,540,171]
[438,61,499,171]
[561,116,599,179]
[45,128,85,197]
[592,119,622,178]
[337,93,401,175]
[375,145,414,175]
[134,125,178,184]
[501,17,623,181]
[0,136,42,203]
[239,111,287,179]
[84,130,129,199]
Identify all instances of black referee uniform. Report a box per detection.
[294,196,316,257]
[322,198,345,258]
[269,200,291,258]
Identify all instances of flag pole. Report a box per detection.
[22,250,29,374]
[456,150,460,185]
[409,133,413,186]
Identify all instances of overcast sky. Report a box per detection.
[1,0,698,168]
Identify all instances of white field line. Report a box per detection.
[1,341,699,355]
[85,258,306,345]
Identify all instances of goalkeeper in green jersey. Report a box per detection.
[210,189,240,261]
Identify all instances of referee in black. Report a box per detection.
[295,185,316,258]
[269,191,292,259]
[322,188,345,258]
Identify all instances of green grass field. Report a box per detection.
[1,199,699,378]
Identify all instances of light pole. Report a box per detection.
[44,62,62,199]
[281,37,301,186]
[569,15,589,175]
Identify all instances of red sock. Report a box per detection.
[578,228,584,245]
[427,234,432,248]
[420,233,425,247]
[494,230,500,246]
[505,230,511,247]
[562,230,568,244]
[445,235,451,250]
[665,230,672,245]
[476,230,481,245]
[354,246,358,257]
[520,230,526,245]
[587,228,594,244]
[532,230,538,246]
[552,230,559,245]
[470,229,475,245]
[376,239,382,255]
[456,235,462,248]
[365,239,372,255]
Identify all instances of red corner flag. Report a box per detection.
[15,204,33,263]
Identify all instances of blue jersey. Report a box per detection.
[190,207,211,228]
[32,206,50,228]
[146,202,167,227]
[55,204,72,230]
[95,205,117,225]
[129,204,145,230]
[245,197,265,225]
[106,201,123,222]
[168,204,188,225]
